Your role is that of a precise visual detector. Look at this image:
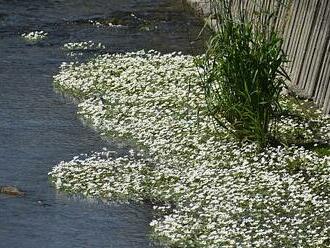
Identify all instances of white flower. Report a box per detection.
[49,50,330,248]
[21,30,48,42]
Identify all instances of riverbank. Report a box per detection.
[49,50,330,247]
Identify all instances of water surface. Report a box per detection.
[0,1,206,247]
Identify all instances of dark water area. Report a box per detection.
[0,0,207,247]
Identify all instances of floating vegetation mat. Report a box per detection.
[21,30,48,42]
[50,50,330,247]
[63,41,106,51]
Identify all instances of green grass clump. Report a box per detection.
[197,0,289,147]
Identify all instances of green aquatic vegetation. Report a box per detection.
[50,51,330,247]
[313,146,330,157]
[278,96,330,145]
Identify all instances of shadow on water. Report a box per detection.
[0,0,208,247]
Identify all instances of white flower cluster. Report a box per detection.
[88,20,103,27]
[88,20,124,28]
[21,31,48,42]
[63,41,105,51]
[51,152,150,202]
[279,98,330,143]
[50,51,330,247]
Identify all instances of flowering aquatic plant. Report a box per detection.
[21,31,48,42]
[50,50,330,247]
[63,41,105,51]
[89,19,124,28]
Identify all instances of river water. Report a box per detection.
[0,0,206,247]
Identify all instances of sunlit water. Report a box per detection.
[0,0,206,247]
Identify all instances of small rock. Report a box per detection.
[0,186,25,196]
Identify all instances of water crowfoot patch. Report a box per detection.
[63,41,106,51]
[50,152,151,202]
[88,19,125,28]
[50,50,330,247]
[21,31,48,42]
